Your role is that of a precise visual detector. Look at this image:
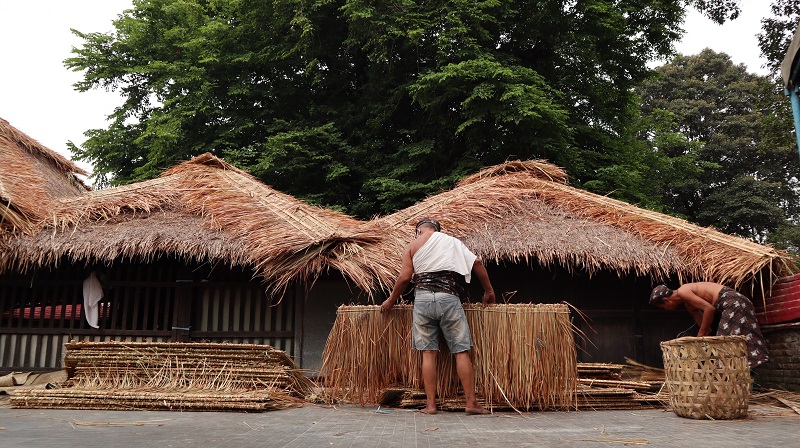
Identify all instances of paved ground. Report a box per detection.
[1,400,798,448]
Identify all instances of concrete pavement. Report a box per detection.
[1,400,798,448]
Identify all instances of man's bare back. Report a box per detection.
[651,282,725,337]
[675,282,724,306]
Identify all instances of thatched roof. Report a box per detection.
[0,117,88,232]
[0,153,396,294]
[1,155,794,296]
[375,160,796,290]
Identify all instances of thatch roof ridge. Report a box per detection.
[458,159,568,186]
[162,152,251,178]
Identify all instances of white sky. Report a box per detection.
[0,1,780,180]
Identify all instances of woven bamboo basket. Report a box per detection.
[660,336,750,419]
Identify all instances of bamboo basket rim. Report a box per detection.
[660,335,746,347]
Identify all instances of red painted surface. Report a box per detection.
[757,273,800,325]
[1,303,109,320]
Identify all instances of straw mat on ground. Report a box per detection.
[11,341,313,412]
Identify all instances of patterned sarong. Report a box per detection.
[716,287,769,368]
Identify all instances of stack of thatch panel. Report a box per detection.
[578,362,624,380]
[321,303,577,411]
[574,361,667,410]
[11,341,313,412]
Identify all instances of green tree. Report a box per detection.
[636,49,800,243]
[67,0,739,218]
[758,0,800,75]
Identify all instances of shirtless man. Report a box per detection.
[649,282,768,368]
[381,217,495,415]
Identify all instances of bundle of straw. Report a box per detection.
[320,303,577,410]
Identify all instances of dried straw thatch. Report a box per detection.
[1,155,793,297]
[0,153,396,294]
[375,160,795,290]
[0,117,88,233]
[320,303,577,411]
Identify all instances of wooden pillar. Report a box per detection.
[293,283,305,367]
[171,266,194,342]
[633,287,645,362]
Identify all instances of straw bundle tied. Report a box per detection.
[320,303,578,411]
[11,341,314,412]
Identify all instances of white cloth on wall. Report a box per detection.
[412,232,477,283]
[82,271,103,329]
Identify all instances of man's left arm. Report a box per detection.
[472,258,495,305]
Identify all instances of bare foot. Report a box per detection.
[465,407,490,415]
[417,407,438,415]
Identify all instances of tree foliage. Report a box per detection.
[758,0,800,75]
[636,49,800,243]
[67,0,723,218]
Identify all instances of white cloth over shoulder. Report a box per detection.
[412,232,478,283]
[82,272,104,329]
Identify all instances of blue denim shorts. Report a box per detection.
[412,289,473,353]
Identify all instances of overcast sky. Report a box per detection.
[0,1,780,180]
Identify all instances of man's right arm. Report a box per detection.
[381,246,414,312]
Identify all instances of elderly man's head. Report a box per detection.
[415,217,441,234]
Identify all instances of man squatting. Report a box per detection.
[650,282,768,368]
[381,217,495,415]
